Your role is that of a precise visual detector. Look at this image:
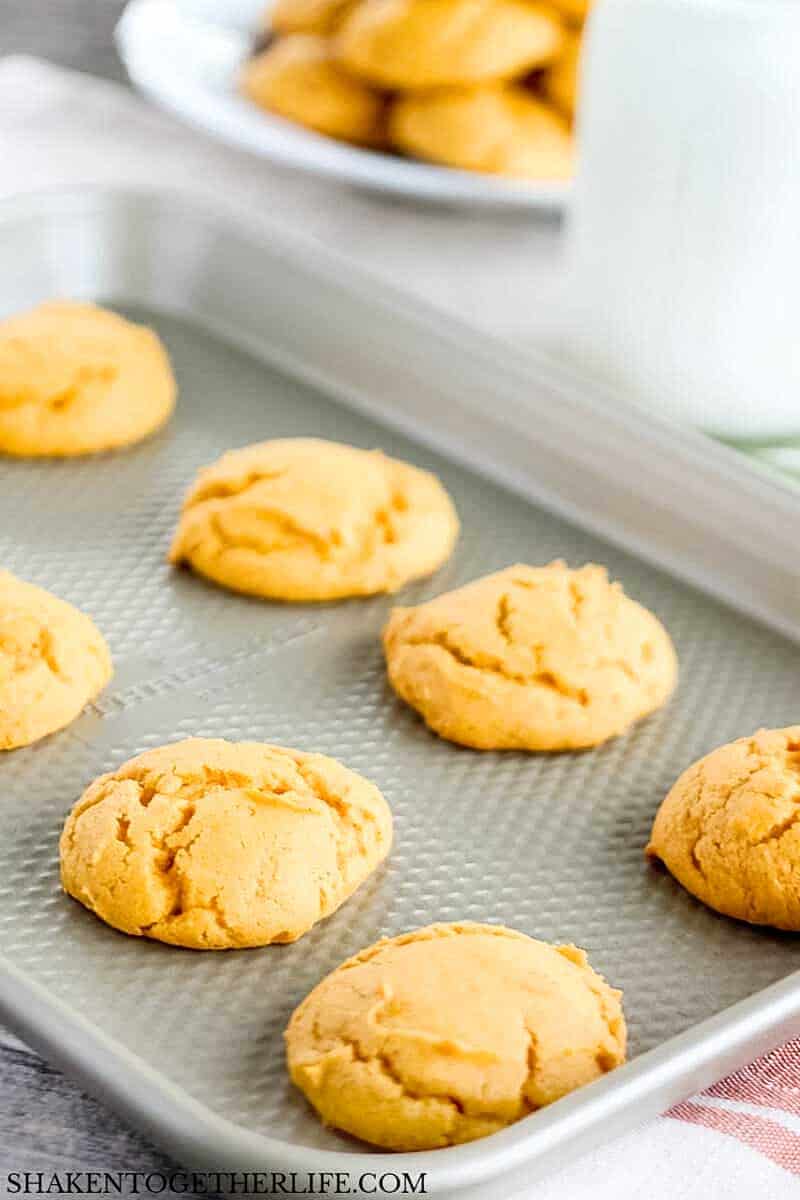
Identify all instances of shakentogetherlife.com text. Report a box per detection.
[3,1171,428,1197]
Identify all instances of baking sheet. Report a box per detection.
[3,303,800,1132]
[2,190,800,1195]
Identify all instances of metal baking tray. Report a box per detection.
[2,188,800,1198]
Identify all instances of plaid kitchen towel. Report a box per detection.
[536,1042,800,1197]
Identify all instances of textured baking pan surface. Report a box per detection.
[4,177,800,1192]
[3,302,800,1158]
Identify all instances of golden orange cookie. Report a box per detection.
[0,570,112,750]
[240,35,386,145]
[390,85,573,178]
[269,0,355,34]
[383,561,677,750]
[169,438,459,601]
[60,738,393,949]
[647,727,800,930]
[550,0,590,25]
[0,301,175,456]
[286,922,626,1150]
[337,0,564,90]
[541,29,581,121]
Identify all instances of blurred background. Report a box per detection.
[7,0,798,454]
[4,1,129,82]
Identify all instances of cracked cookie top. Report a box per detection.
[60,737,393,950]
[382,561,677,750]
[169,438,459,601]
[0,570,112,750]
[647,726,800,930]
[0,301,176,456]
[285,921,626,1150]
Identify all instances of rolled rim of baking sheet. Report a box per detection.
[1,955,800,1189]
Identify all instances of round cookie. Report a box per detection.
[169,438,459,602]
[389,86,573,178]
[383,561,677,750]
[0,301,176,457]
[0,571,112,750]
[269,0,355,34]
[647,727,800,930]
[540,29,581,122]
[285,922,626,1150]
[550,0,589,24]
[240,36,387,146]
[336,0,564,90]
[60,738,393,949]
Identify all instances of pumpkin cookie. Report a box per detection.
[541,29,581,121]
[240,35,386,146]
[60,738,393,949]
[390,85,573,177]
[550,0,590,25]
[169,438,459,601]
[337,0,563,90]
[383,562,677,750]
[647,727,800,930]
[286,922,626,1150]
[269,0,355,34]
[0,301,175,456]
[0,570,112,750]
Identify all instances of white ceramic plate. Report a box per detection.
[116,0,572,210]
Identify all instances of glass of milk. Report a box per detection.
[560,0,800,440]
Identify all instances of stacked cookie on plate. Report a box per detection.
[239,0,587,178]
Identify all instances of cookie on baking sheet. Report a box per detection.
[389,85,573,178]
[540,28,581,122]
[383,561,677,750]
[647,726,800,930]
[336,0,563,90]
[269,0,355,34]
[60,738,393,949]
[0,570,112,750]
[285,922,626,1150]
[240,35,387,146]
[169,437,459,601]
[0,301,176,457]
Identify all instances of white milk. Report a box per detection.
[560,0,800,439]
